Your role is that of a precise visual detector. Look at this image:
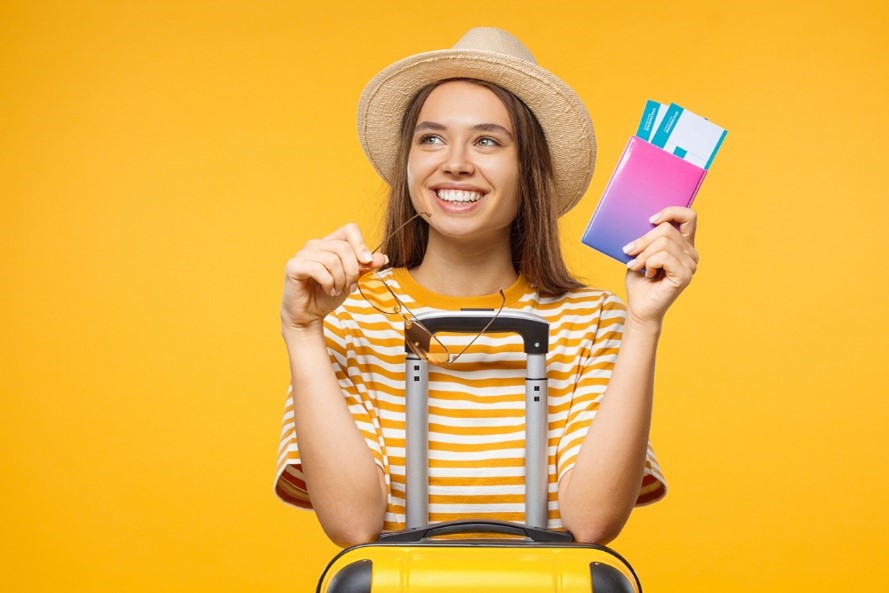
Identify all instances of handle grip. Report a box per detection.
[407,310,549,354]
[377,519,574,543]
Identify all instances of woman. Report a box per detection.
[275,28,698,548]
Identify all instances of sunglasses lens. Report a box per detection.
[405,321,452,365]
[423,352,452,365]
[359,275,401,314]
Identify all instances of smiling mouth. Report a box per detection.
[435,189,484,203]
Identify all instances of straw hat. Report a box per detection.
[357,27,596,216]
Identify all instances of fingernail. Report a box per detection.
[383,254,390,265]
[626,258,637,268]
[622,241,635,254]
[349,283,358,293]
[330,288,338,297]
[649,213,661,223]
[360,250,373,264]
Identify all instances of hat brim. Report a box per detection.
[358,48,596,215]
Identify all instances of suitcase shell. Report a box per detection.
[316,311,642,593]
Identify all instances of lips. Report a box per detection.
[434,189,484,203]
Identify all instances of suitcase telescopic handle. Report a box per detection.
[377,519,573,543]
[404,310,551,530]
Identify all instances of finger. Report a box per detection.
[648,207,698,244]
[626,236,698,276]
[303,237,368,287]
[635,250,696,287]
[648,225,700,264]
[365,252,389,272]
[325,223,374,266]
[295,245,357,296]
[285,256,338,297]
[623,217,698,261]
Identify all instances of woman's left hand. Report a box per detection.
[622,206,699,326]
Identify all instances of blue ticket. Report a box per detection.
[650,102,727,170]
[636,99,668,142]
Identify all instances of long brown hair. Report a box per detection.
[381,78,583,296]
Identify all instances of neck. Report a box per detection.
[410,232,518,297]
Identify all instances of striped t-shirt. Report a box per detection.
[275,268,666,532]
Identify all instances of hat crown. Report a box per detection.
[452,27,537,65]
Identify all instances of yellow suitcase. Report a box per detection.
[318,519,641,592]
[317,311,643,593]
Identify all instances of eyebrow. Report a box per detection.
[414,121,514,139]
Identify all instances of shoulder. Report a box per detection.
[517,284,626,347]
[522,283,625,316]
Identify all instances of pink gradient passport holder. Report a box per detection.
[581,136,706,264]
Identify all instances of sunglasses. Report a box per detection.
[358,211,506,366]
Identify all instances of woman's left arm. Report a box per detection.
[558,207,698,544]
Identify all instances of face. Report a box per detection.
[406,80,520,245]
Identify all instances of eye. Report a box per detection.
[476,136,502,147]
[417,134,444,145]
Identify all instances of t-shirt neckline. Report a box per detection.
[388,267,531,310]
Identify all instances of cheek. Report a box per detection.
[480,151,518,181]
[405,155,424,208]
[406,152,422,189]
[406,152,439,194]
[407,150,435,175]
[487,158,520,197]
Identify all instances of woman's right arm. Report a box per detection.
[280,223,388,547]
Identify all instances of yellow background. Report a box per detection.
[2,1,887,591]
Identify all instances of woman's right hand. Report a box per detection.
[281,223,387,334]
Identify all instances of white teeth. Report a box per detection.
[436,189,483,203]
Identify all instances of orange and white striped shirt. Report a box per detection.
[275,268,666,532]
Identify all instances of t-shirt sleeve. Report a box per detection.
[273,310,389,509]
[554,291,667,506]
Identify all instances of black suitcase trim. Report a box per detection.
[324,559,372,593]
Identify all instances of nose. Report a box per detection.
[442,144,474,176]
